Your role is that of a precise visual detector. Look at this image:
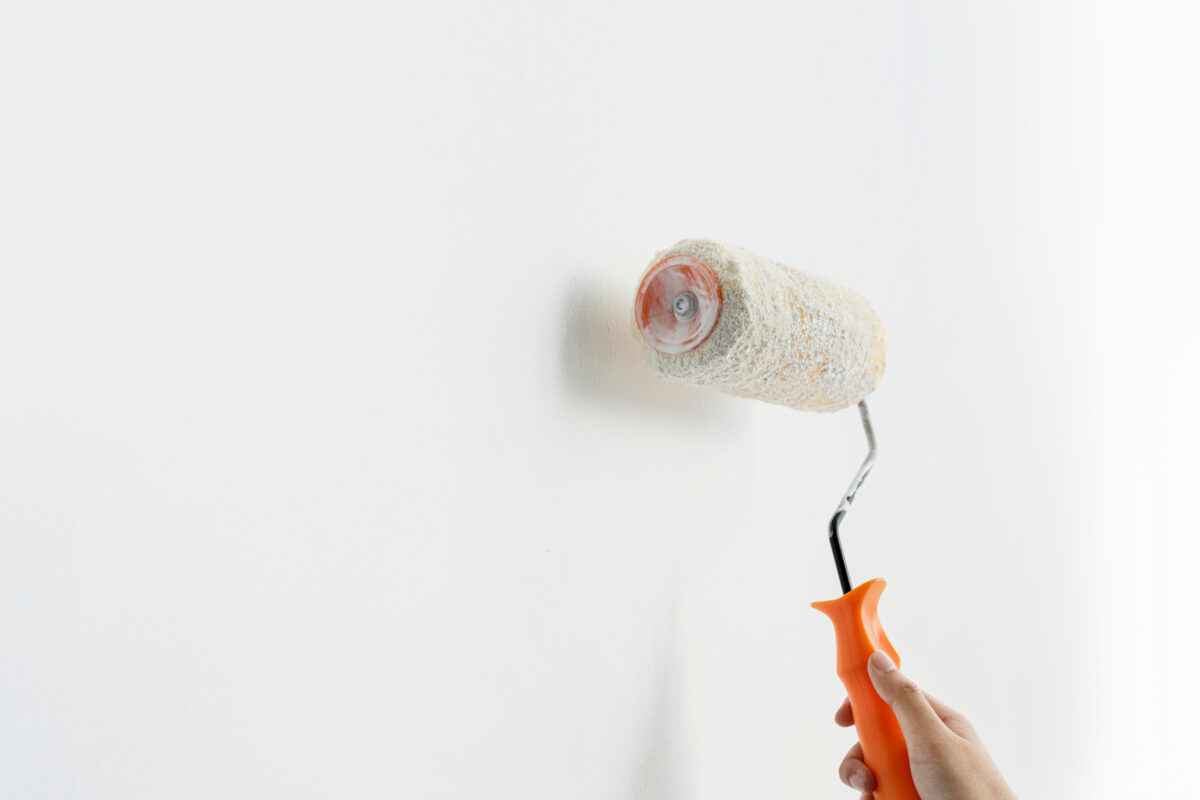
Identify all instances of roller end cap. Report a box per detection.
[633,255,722,355]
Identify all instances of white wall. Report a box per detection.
[1,2,1196,798]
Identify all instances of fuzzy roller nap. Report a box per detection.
[631,238,886,411]
[630,239,920,800]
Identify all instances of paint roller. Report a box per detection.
[631,238,917,800]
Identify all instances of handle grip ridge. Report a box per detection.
[812,578,920,800]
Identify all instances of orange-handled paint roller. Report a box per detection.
[631,238,919,800]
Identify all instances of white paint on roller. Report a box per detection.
[632,239,887,412]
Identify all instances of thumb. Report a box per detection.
[867,650,945,743]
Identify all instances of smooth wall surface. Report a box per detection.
[1,2,1196,798]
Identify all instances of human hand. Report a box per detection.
[835,651,1017,800]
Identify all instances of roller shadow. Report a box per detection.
[560,276,743,800]
[558,278,743,430]
[630,612,689,800]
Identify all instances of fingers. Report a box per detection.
[921,690,958,721]
[838,740,877,794]
[834,697,854,727]
[921,690,978,741]
[866,650,947,745]
[838,682,977,746]
[840,690,970,735]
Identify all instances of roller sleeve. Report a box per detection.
[631,238,886,412]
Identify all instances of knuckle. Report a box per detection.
[954,717,980,740]
[893,679,924,701]
[905,734,952,767]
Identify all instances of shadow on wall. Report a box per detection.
[558,278,744,432]
[558,277,747,800]
[630,622,689,800]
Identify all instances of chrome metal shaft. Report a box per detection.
[828,400,877,594]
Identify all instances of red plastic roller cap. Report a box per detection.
[634,255,723,355]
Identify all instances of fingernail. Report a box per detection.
[849,771,865,791]
[869,650,896,673]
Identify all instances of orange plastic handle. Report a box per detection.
[812,578,920,800]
